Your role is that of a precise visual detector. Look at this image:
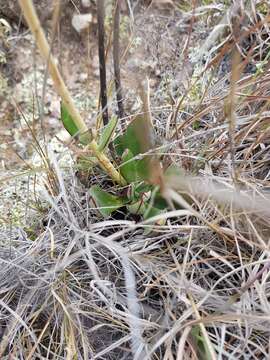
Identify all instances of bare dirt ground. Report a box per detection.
[0,0,102,225]
[0,1,202,169]
[1,0,99,166]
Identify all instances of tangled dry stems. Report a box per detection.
[1,160,270,359]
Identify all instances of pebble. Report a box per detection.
[79,72,88,82]
[72,13,93,34]
[81,0,91,7]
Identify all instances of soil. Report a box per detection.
[0,1,194,167]
[0,0,101,168]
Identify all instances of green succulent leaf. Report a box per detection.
[61,102,79,137]
[89,185,126,217]
[133,183,153,197]
[119,149,154,183]
[114,116,144,157]
[114,114,157,155]
[153,193,168,210]
[98,116,118,151]
[61,102,92,145]
[136,158,153,181]
[126,199,146,215]
[120,149,141,183]
[114,115,162,184]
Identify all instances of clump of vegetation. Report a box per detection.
[19,0,175,224]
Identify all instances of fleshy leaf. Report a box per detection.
[153,193,168,210]
[98,116,118,151]
[143,187,167,223]
[114,115,163,185]
[61,102,92,145]
[120,149,141,183]
[61,102,79,137]
[89,185,126,217]
[133,183,153,197]
[113,116,144,157]
[136,157,154,182]
[119,149,154,183]
[126,186,153,214]
[127,200,146,215]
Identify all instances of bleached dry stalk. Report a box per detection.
[18,0,126,186]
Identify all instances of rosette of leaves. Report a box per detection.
[61,104,168,220]
[90,115,168,220]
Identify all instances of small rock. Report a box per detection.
[49,99,60,118]
[55,129,71,143]
[79,73,88,82]
[0,143,7,150]
[81,0,91,7]
[71,13,93,34]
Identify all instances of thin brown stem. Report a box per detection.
[113,0,125,122]
[97,0,109,126]
[18,0,126,186]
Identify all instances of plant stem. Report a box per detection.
[97,0,109,126]
[113,0,125,121]
[18,0,87,133]
[18,0,126,186]
[90,141,126,185]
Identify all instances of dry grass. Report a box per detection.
[1,1,270,359]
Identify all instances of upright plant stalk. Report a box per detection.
[113,0,125,121]
[97,0,109,126]
[18,0,126,186]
